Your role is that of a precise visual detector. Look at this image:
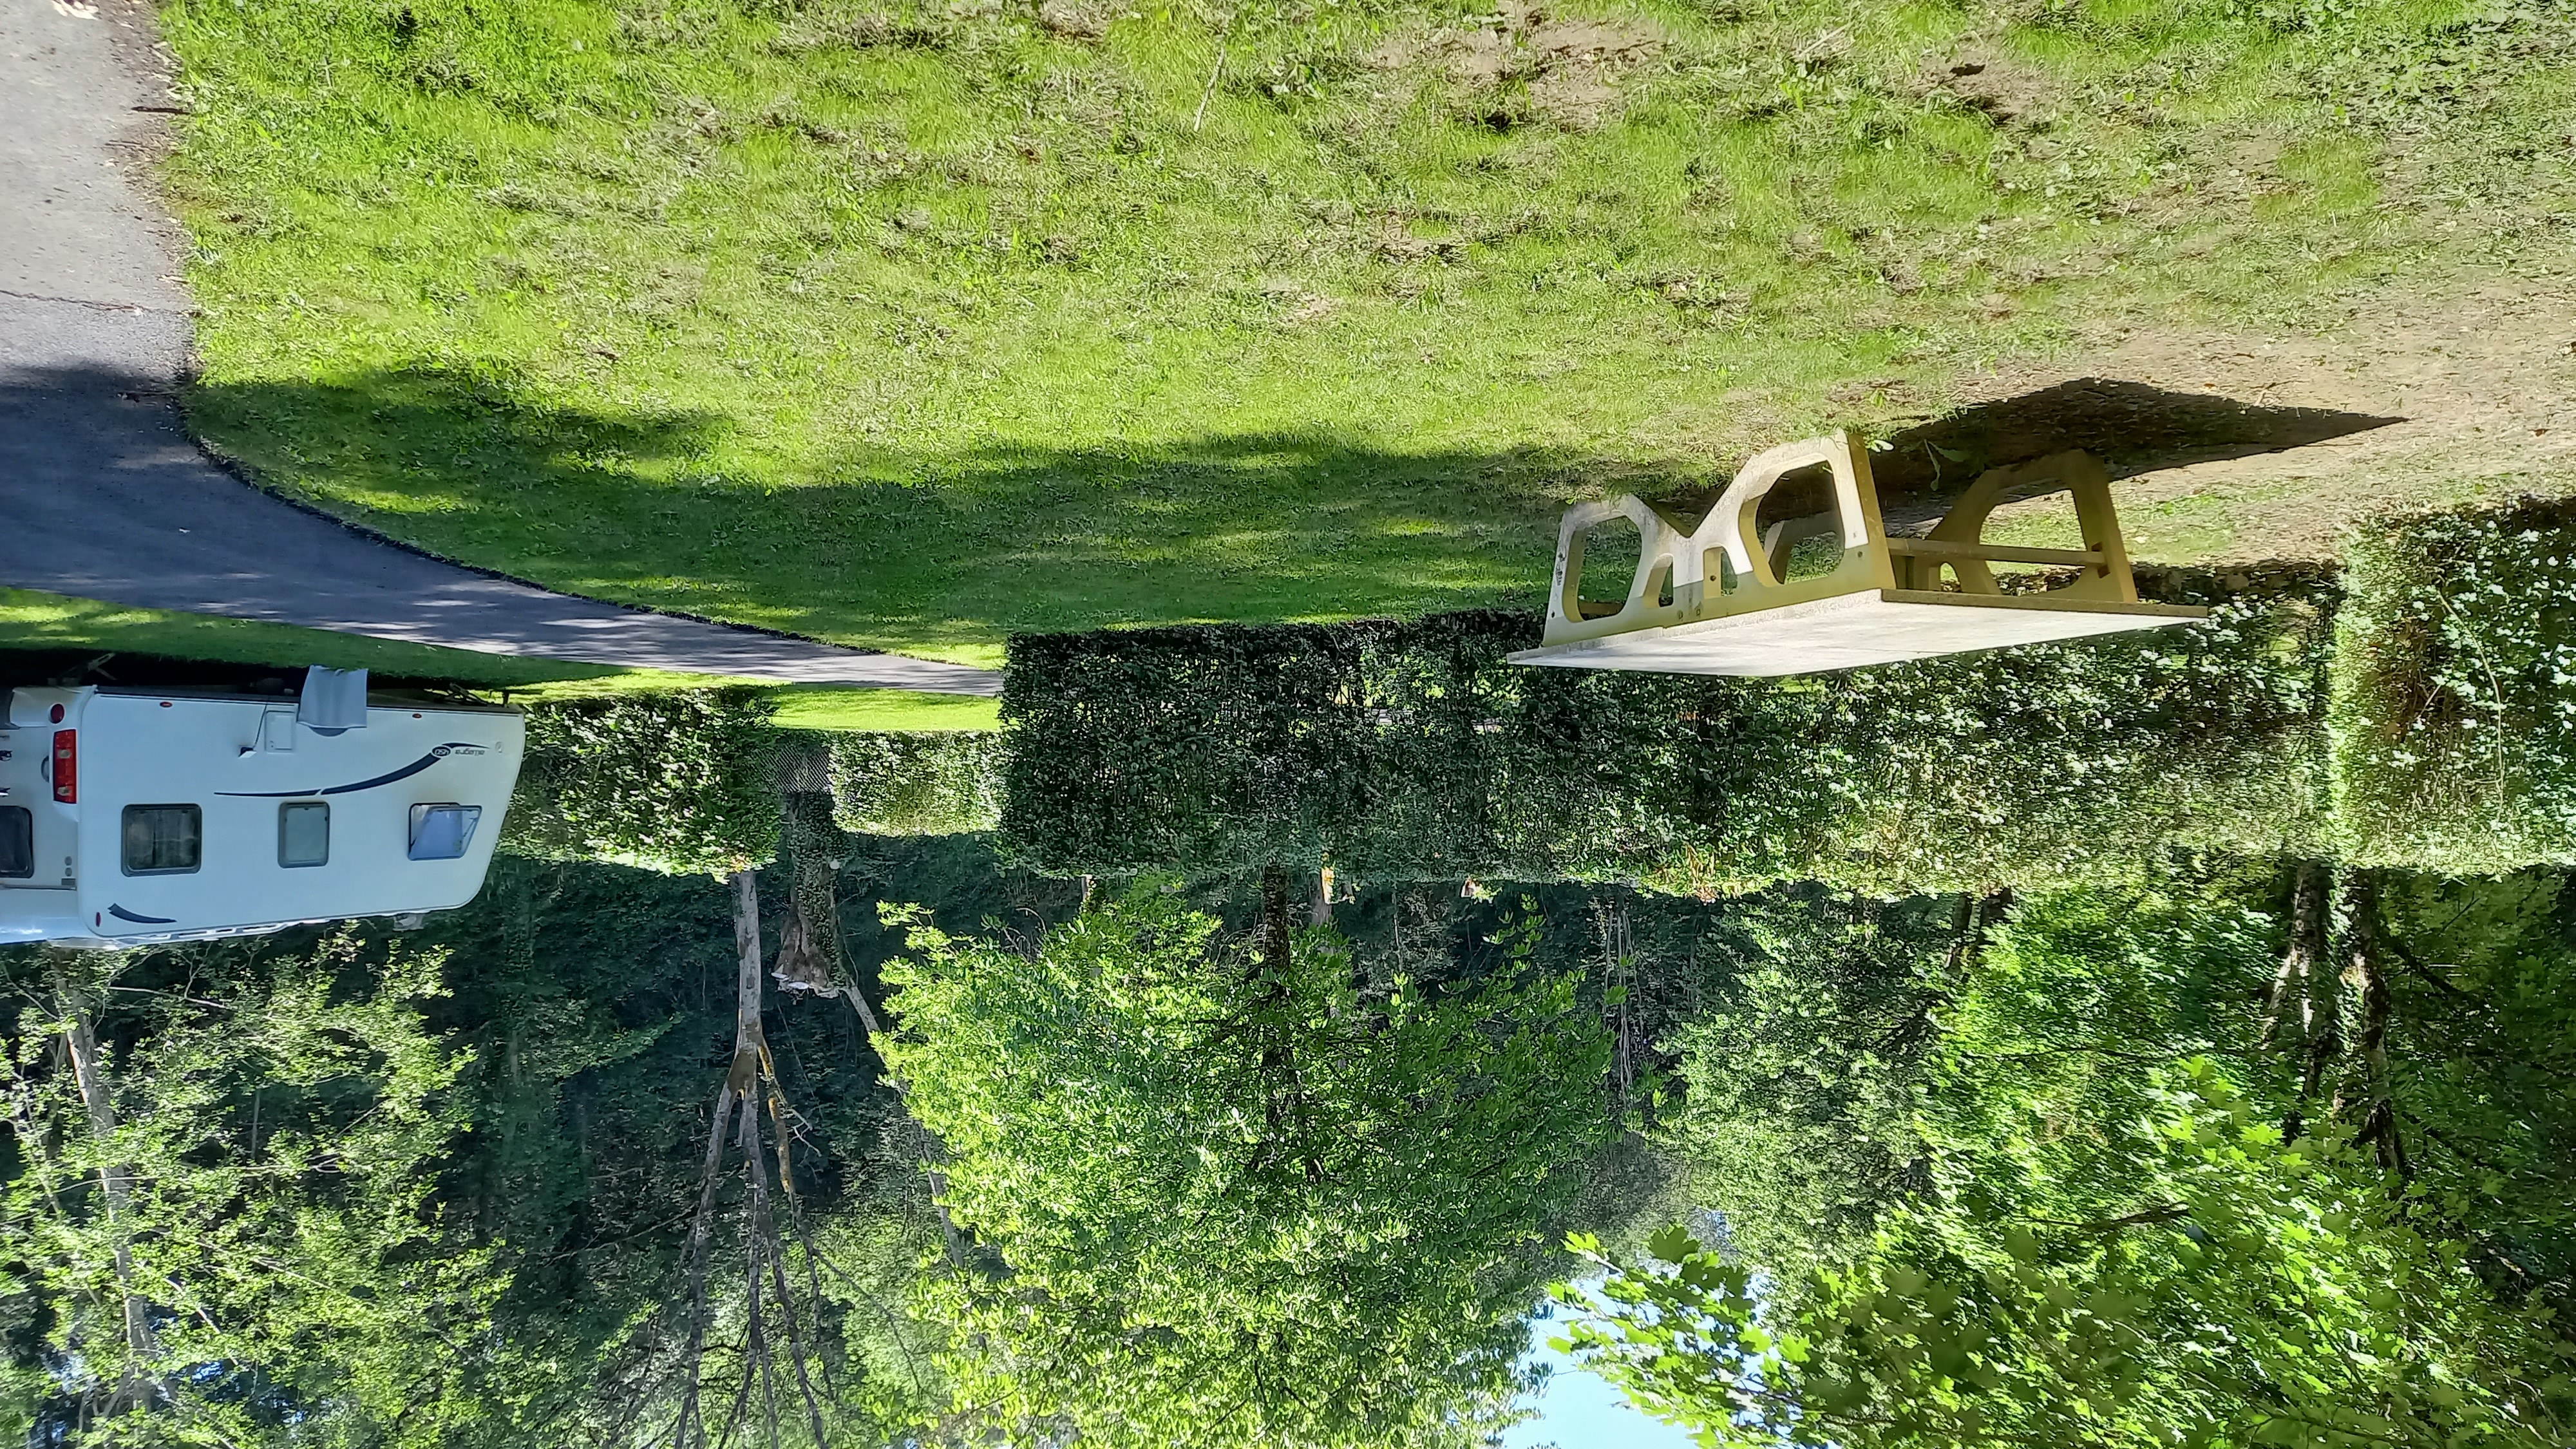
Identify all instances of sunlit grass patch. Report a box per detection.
[158,0,2576,657]
[0,587,621,686]
[772,685,1001,732]
[0,587,986,733]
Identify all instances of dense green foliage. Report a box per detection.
[7,813,2572,1447]
[880,887,1613,1448]
[1,937,499,1446]
[2372,872,2576,1296]
[1000,612,1759,885]
[507,687,784,874]
[1656,892,1966,1277]
[829,731,1006,836]
[157,0,2576,660]
[1566,869,2576,1446]
[1001,598,2327,893]
[1572,1075,2573,1447]
[0,831,1086,1448]
[2332,498,2576,873]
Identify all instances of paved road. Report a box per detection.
[0,0,999,693]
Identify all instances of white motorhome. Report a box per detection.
[0,683,523,947]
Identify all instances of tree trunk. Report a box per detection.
[1260,865,1291,1146]
[1262,864,1293,979]
[1941,889,2013,979]
[2285,869,2357,1144]
[733,869,766,1068]
[670,1076,739,1448]
[2346,873,2410,1178]
[772,791,843,996]
[52,967,159,1408]
[1596,902,1638,1122]
[672,867,862,1444]
[1255,865,1316,1179]
[2260,859,2329,1050]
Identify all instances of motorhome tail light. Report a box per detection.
[50,731,75,804]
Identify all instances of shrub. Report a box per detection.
[998,614,1833,889]
[999,592,2333,894]
[999,621,1383,873]
[2329,497,2576,871]
[1820,587,2335,892]
[829,732,1007,836]
[504,688,781,875]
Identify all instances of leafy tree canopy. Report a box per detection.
[880,887,1613,1448]
[2,934,502,1447]
[1567,873,2576,1448]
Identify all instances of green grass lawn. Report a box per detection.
[0,587,996,728]
[0,587,630,685]
[159,0,2576,664]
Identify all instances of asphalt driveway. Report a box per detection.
[0,0,998,694]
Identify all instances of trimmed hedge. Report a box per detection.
[829,732,1007,837]
[2331,497,2576,873]
[998,614,1763,887]
[1822,586,2333,889]
[1000,590,2333,895]
[504,688,782,875]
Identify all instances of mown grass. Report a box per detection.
[0,586,626,685]
[773,685,999,730]
[0,586,990,728]
[159,0,2576,661]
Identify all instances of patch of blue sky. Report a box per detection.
[1504,1298,1698,1449]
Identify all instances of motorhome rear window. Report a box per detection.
[122,804,202,875]
[407,804,480,862]
[278,801,328,868]
[0,807,31,879]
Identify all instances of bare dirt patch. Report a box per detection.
[1897,275,2576,564]
[1918,46,2053,127]
[1395,5,1663,131]
[1035,0,1106,41]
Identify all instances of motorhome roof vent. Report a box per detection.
[299,667,368,736]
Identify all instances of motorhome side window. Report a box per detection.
[0,807,31,880]
[279,801,329,868]
[408,803,480,862]
[122,804,202,875]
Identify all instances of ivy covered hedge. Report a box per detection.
[1000,587,2333,895]
[829,732,1007,837]
[1824,576,2333,890]
[504,688,782,875]
[2330,497,2576,873]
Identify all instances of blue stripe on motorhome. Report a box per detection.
[215,744,484,799]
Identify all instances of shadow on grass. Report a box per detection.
[0,639,596,697]
[1481,377,2403,544]
[1870,378,2403,504]
[178,368,2407,657]
[183,366,1604,654]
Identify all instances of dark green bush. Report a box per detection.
[504,688,782,875]
[829,732,1007,836]
[999,614,1838,889]
[999,592,2331,893]
[999,621,1383,873]
[1821,591,2333,891]
[2330,497,2576,872]
[1338,612,1835,889]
